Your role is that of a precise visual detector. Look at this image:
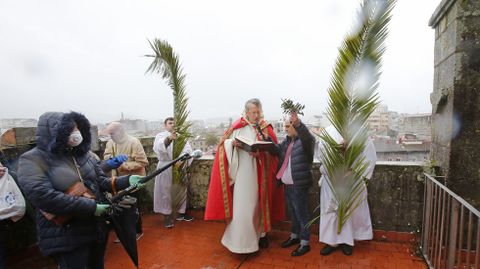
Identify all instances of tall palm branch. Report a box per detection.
[318,0,395,234]
[145,39,192,212]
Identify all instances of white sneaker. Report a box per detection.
[176,214,194,221]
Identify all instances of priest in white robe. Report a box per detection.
[205,98,285,254]
[315,125,376,256]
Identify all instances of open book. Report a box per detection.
[235,135,275,152]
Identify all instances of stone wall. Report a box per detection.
[429,0,480,208]
[122,138,426,233]
[186,160,425,233]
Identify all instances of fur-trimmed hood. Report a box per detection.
[35,111,92,157]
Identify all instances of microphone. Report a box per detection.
[255,123,267,141]
[189,149,203,159]
[111,149,204,202]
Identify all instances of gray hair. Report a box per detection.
[244,98,262,113]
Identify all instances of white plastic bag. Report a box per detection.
[0,169,26,222]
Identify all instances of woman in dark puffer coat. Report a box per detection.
[17,111,141,269]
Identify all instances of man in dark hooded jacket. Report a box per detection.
[17,111,143,269]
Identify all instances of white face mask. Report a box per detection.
[68,130,83,147]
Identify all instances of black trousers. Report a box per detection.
[0,221,8,269]
[53,232,109,269]
[130,192,142,234]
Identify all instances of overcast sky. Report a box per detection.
[0,0,440,124]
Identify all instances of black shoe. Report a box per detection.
[292,245,310,256]
[176,213,194,222]
[341,244,353,255]
[281,238,300,248]
[259,236,269,249]
[164,215,174,228]
[320,245,339,256]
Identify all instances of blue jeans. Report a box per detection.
[284,185,310,243]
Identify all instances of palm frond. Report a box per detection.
[146,38,193,214]
[281,98,305,115]
[318,0,396,234]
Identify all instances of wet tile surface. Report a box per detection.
[8,214,427,269]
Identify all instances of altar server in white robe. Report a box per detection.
[153,117,193,228]
[315,125,376,256]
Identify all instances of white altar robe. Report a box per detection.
[152,131,192,215]
[315,126,377,246]
[221,124,262,253]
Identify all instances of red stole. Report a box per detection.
[204,117,285,232]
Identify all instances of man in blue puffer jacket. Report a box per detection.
[272,112,315,257]
[17,111,142,269]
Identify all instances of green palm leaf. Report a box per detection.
[318,0,396,234]
[145,38,193,213]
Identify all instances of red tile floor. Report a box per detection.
[8,214,427,269]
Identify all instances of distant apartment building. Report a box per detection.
[189,136,208,152]
[388,111,400,132]
[190,120,206,130]
[367,105,390,135]
[398,113,432,141]
[374,139,430,162]
[272,119,284,135]
[119,119,147,134]
[306,113,331,129]
[0,118,38,129]
[0,118,38,134]
[147,120,163,131]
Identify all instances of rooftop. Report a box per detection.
[8,214,427,269]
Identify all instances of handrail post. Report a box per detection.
[447,199,459,268]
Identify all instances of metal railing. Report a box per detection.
[422,173,480,269]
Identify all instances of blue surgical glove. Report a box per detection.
[94,204,111,216]
[106,154,128,169]
[129,175,146,189]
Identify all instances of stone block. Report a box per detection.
[447,2,457,27]
[437,54,456,89]
[139,137,155,157]
[90,125,99,151]
[367,163,425,232]
[434,20,457,66]
[0,127,36,148]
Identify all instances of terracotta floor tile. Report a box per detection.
[258,263,276,269]
[292,262,307,268]
[7,214,428,269]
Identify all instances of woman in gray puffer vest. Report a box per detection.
[17,111,140,269]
